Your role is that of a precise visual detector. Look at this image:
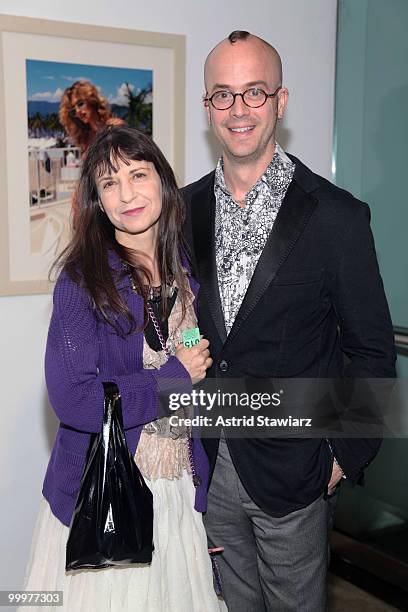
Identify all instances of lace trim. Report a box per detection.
[135,432,192,481]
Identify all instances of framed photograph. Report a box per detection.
[0,14,185,295]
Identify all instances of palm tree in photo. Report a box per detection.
[123,82,152,134]
[29,112,45,138]
[45,113,64,138]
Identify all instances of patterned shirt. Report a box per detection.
[214,143,295,334]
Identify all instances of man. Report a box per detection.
[182,31,396,611]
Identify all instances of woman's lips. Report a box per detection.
[123,207,145,216]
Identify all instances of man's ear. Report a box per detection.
[277,87,289,120]
[203,93,211,126]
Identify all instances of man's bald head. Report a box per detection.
[203,30,288,167]
[204,31,283,91]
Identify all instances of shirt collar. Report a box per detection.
[214,142,295,197]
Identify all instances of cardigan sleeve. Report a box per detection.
[45,272,192,433]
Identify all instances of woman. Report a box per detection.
[59,80,124,225]
[59,80,124,154]
[21,125,224,612]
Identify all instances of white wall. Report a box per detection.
[0,0,337,594]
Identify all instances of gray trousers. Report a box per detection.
[204,437,333,612]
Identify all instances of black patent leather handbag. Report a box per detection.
[66,382,154,570]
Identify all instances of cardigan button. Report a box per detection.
[219,360,229,372]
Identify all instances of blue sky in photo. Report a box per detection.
[26,59,153,106]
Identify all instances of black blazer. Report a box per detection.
[182,154,396,516]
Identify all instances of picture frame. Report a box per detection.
[0,14,185,295]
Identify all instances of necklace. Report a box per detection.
[125,262,175,301]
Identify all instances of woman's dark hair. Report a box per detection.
[53,124,188,334]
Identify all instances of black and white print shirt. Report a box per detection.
[214,143,295,334]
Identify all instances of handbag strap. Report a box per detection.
[146,302,172,359]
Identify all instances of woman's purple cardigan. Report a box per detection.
[42,254,209,527]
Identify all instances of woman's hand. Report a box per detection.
[175,338,213,382]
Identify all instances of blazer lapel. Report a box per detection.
[191,177,227,344]
[225,179,318,346]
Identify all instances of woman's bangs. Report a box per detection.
[94,145,143,180]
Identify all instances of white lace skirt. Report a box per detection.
[20,471,226,612]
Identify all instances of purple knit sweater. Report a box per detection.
[42,254,209,527]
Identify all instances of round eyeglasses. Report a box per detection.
[204,86,281,110]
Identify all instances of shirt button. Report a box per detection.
[219,360,229,372]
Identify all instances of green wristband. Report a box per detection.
[182,327,201,348]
